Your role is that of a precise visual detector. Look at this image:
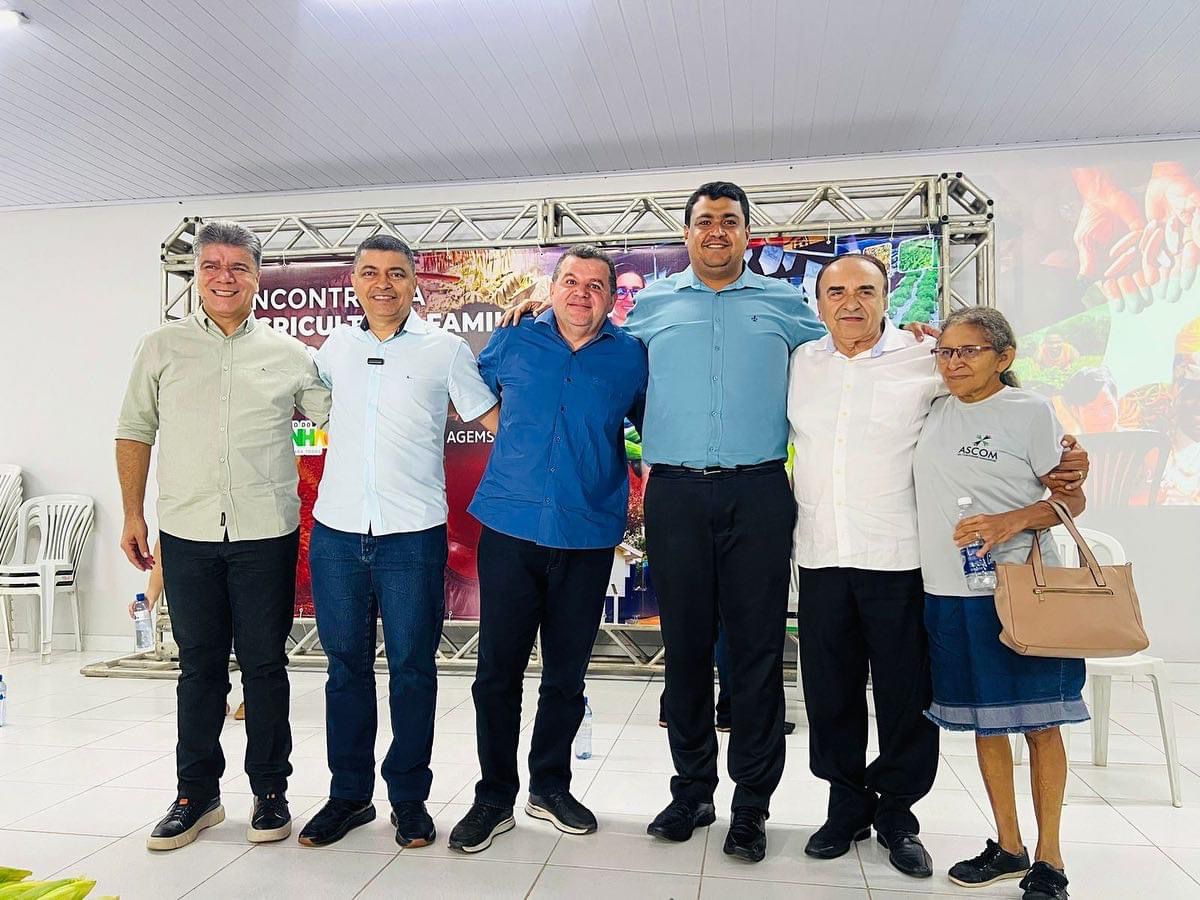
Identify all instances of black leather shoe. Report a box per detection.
[448,802,516,853]
[804,821,871,859]
[722,806,767,862]
[390,800,435,848]
[783,720,797,736]
[146,796,225,851]
[949,838,1030,887]
[526,791,597,835]
[646,799,716,842]
[298,798,377,847]
[248,792,291,843]
[878,830,933,878]
[1019,861,1070,899]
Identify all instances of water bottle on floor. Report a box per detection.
[574,696,593,760]
[957,497,997,591]
[0,673,7,727]
[132,593,154,652]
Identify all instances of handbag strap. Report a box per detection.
[1037,497,1107,587]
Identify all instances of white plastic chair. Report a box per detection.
[0,466,22,643]
[0,465,22,564]
[1014,526,1182,807]
[0,494,94,661]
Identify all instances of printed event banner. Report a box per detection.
[254,235,942,620]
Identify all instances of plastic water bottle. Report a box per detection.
[574,697,593,760]
[958,497,997,591]
[133,593,154,652]
[0,673,7,727]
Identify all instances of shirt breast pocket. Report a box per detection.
[870,381,923,430]
[238,366,294,414]
[396,372,448,416]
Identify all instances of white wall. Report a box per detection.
[2,138,1198,657]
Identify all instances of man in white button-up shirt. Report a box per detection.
[298,236,498,852]
[787,254,945,878]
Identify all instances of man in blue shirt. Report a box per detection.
[623,182,827,863]
[447,246,647,854]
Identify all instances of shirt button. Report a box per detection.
[712,376,718,382]
[711,411,719,417]
[221,395,228,401]
[544,499,551,506]
[219,457,226,463]
[566,377,573,383]
[550,466,557,473]
[219,426,226,432]
[223,365,229,371]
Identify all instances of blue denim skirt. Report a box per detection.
[923,593,1089,736]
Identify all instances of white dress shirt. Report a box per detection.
[787,320,943,571]
[313,315,497,536]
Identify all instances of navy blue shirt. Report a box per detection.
[469,310,648,549]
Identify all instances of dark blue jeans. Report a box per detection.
[309,521,447,803]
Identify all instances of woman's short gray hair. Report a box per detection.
[194,221,263,269]
[941,306,1021,387]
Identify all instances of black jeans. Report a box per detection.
[160,529,298,801]
[471,526,612,808]
[645,463,796,813]
[796,566,939,835]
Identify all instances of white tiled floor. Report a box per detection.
[2,651,1200,898]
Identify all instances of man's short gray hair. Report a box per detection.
[552,245,617,296]
[354,234,417,271]
[194,221,263,269]
[941,306,1021,387]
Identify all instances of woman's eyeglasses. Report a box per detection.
[930,345,996,362]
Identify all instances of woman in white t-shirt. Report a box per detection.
[913,308,1088,900]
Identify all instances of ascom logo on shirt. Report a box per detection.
[956,434,998,462]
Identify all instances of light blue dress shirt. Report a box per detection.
[313,315,497,536]
[622,265,827,468]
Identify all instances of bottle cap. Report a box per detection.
[957,497,971,506]
[136,593,146,601]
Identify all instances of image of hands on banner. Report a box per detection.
[1015,160,1200,508]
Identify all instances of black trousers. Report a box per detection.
[645,463,796,813]
[471,526,612,807]
[160,529,298,801]
[796,566,939,835]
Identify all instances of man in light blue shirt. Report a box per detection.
[625,182,826,862]
[299,236,498,851]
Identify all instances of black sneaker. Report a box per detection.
[448,802,516,853]
[1019,861,1069,899]
[146,796,225,851]
[722,806,767,862]
[248,792,291,843]
[390,800,436,848]
[949,838,1031,887]
[298,798,377,847]
[647,799,717,842]
[525,791,597,835]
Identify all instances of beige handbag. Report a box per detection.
[993,498,1149,658]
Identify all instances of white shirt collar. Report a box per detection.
[816,318,915,359]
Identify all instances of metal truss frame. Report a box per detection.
[82,172,993,681]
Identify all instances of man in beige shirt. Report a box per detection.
[116,221,330,852]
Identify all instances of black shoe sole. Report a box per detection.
[646,805,717,842]
[297,804,377,848]
[524,800,597,835]
[804,825,871,860]
[448,815,516,854]
[722,834,766,863]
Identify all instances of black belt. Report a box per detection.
[652,459,785,478]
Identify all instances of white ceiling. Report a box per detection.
[2,0,1199,209]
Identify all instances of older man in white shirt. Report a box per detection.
[787,253,942,879]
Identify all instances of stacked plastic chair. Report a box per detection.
[0,494,94,661]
